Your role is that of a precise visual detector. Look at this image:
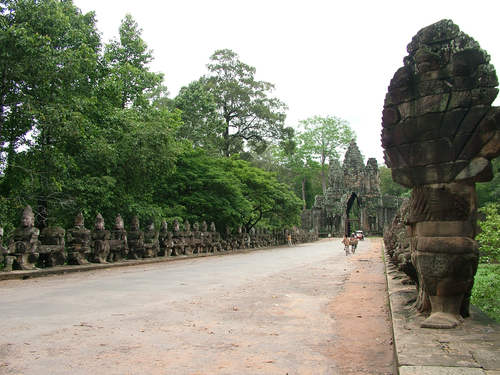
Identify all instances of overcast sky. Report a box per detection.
[74,0,500,165]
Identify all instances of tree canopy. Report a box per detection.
[203,49,293,157]
[298,115,355,193]
[0,1,305,237]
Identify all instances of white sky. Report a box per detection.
[74,0,500,165]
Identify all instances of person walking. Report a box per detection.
[350,234,358,254]
[342,234,350,255]
[287,234,292,247]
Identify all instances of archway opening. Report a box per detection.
[345,193,362,236]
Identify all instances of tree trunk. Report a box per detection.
[321,166,327,194]
[321,152,327,193]
[302,177,307,211]
[0,62,7,147]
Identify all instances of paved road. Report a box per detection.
[0,238,381,374]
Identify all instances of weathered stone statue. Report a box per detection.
[38,226,66,267]
[127,216,145,259]
[171,218,185,256]
[108,214,128,262]
[143,218,159,258]
[235,226,250,249]
[222,225,234,251]
[90,213,110,263]
[199,221,212,253]
[382,20,500,328]
[8,206,40,270]
[210,222,222,252]
[190,222,204,254]
[66,212,91,265]
[1,226,14,271]
[158,220,173,257]
[182,220,195,255]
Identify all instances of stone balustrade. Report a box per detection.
[0,209,319,271]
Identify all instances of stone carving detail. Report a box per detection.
[0,225,15,271]
[66,212,91,265]
[210,222,222,252]
[127,216,144,259]
[382,19,500,329]
[109,214,128,262]
[309,141,400,236]
[39,226,66,267]
[158,220,172,257]
[1,211,318,271]
[8,206,40,270]
[170,218,185,256]
[143,219,159,258]
[90,213,111,263]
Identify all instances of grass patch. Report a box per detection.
[471,263,500,323]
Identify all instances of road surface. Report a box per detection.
[0,238,395,374]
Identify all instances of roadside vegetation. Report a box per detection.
[474,202,500,322]
[0,0,354,237]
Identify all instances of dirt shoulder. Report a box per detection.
[326,237,396,374]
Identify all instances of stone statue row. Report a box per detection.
[0,206,318,271]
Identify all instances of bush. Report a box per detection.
[471,263,500,323]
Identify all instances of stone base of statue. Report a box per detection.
[144,243,159,258]
[2,256,16,272]
[38,246,67,267]
[14,252,40,271]
[91,239,110,263]
[67,249,91,265]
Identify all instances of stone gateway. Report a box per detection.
[302,140,404,237]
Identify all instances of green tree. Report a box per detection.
[275,139,321,210]
[103,13,163,109]
[473,202,500,322]
[476,157,500,207]
[0,4,183,230]
[160,151,302,232]
[476,203,500,263]
[0,0,102,227]
[172,80,225,154]
[379,166,411,197]
[204,49,292,156]
[298,115,355,193]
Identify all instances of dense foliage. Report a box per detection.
[298,116,355,193]
[379,166,411,197]
[470,264,500,322]
[471,203,500,322]
[0,0,316,239]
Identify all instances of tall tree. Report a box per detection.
[172,80,225,153]
[0,0,102,227]
[298,115,355,193]
[204,49,292,156]
[103,13,163,109]
[159,150,302,232]
[274,139,321,210]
